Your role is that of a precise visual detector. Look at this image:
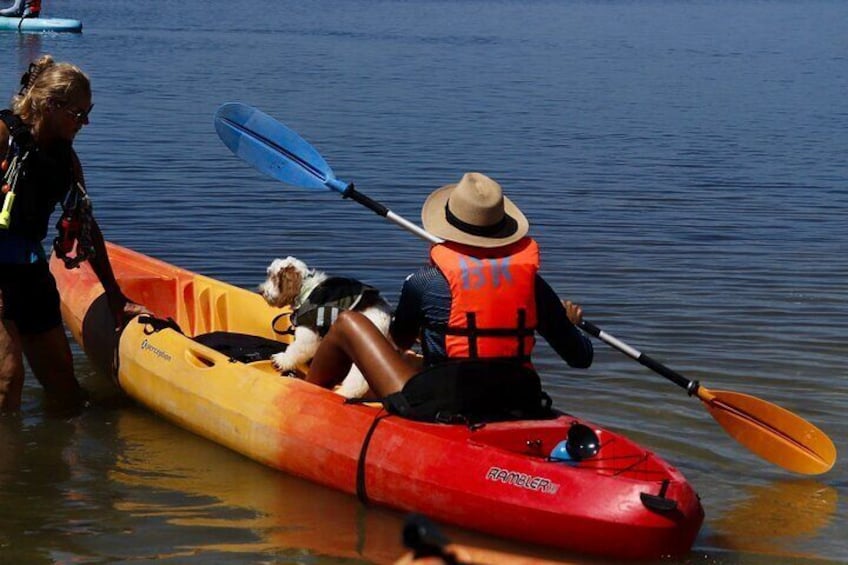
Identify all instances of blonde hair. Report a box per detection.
[10,54,91,127]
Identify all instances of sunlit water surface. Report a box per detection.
[1,1,846,563]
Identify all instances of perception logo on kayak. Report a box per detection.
[141,339,173,362]
[486,467,560,494]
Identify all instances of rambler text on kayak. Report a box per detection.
[141,339,172,362]
[486,467,560,494]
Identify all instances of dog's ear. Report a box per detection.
[276,264,304,305]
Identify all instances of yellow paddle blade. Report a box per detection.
[696,387,836,475]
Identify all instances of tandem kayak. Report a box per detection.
[50,242,704,559]
[0,16,81,33]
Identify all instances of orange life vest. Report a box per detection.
[26,0,41,16]
[429,237,539,362]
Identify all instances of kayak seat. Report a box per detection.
[382,359,557,424]
[193,331,288,364]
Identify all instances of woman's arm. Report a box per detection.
[85,215,130,318]
[70,151,145,325]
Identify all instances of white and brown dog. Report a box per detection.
[259,256,392,399]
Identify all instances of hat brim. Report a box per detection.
[421,184,529,248]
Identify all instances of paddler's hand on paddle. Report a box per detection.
[562,299,584,326]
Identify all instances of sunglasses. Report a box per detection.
[65,103,94,123]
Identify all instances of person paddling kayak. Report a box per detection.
[0,0,40,18]
[305,172,593,422]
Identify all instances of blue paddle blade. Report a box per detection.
[214,102,349,194]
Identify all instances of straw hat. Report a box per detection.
[421,172,529,248]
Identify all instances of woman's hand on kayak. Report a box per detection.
[562,299,584,326]
[123,300,150,319]
[112,297,151,328]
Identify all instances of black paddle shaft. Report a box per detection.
[342,184,389,217]
[579,320,700,396]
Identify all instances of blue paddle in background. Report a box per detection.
[213,102,836,475]
[215,102,439,244]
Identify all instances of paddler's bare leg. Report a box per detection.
[307,311,416,397]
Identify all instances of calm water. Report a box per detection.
[2,0,846,563]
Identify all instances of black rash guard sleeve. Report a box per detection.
[535,276,594,368]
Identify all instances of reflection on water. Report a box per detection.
[105,408,574,564]
[109,408,401,563]
[3,402,839,565]
[0,415,94,563]
[713,479,839,555]
[14,32,41,68]
[711,480,838,559]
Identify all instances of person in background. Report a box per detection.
[0,0,41,18]
[0,55,144,414]
[305,172,593,421]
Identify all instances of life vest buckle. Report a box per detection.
[53,182,96,268]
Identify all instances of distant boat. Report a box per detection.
[0,15,82,33]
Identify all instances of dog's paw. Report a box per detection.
[271,351,297,372]
[334,366,371,399]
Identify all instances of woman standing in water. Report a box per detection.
[0,55,143,413]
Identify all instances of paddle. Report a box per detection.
[578,321,835,475]
[213,102,837,475]
[215,103,439,244]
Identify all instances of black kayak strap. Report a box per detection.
[138,314,183,335]
[355,412,391,505]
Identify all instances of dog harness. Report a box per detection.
[292,277,381,336]
[428,237,539,363]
